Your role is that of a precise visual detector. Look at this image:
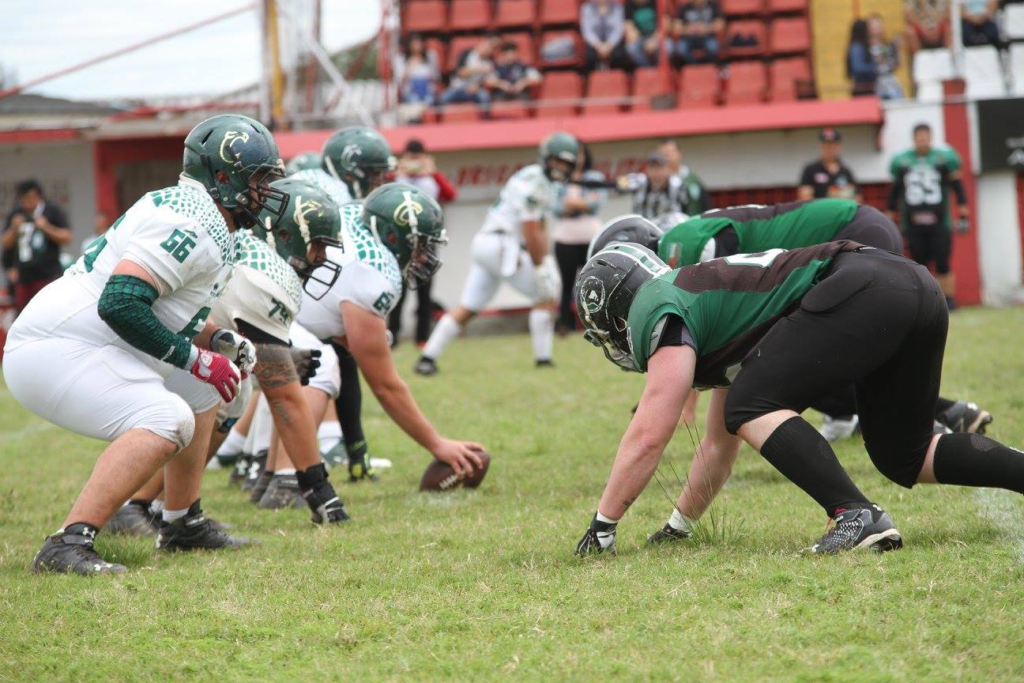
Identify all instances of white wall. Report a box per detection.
[976,170,1024,305]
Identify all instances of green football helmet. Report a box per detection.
[362,182,446,288]
[321,126,396,199]
[285,152,322,176]
[575,243,669,372]
[254,177,343,298]
[539,131,580,182]
[182,114,287,228]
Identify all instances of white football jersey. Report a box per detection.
[296,203,402,341]
[480,164,556,238]
[211,231,303,343]
[6,176,236,365]
[291,168,353,207]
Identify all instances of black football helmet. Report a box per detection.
[587,214,664,261]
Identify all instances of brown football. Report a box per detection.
[419,450,491,492]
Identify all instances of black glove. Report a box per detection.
[290,347,322,386]
[575,513,617,556]
[296,463,350,524]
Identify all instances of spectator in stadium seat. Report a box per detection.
[485,42,543,102]
[552,142,606,333]
[670,0,723,66]
[960,0,1000,47]
[868,14,904,100]
[1,180,72,315]
[904,0,950,52]
[797,127,862,202]
[624,0,662,68]
[847,19,879,96]
[440,33,499,112]
[396,34,441,107]
[656,139,711,215]
[581,0,628,72]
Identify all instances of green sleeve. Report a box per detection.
[888,154,900,177]
[97,274,195,369]
[945,147,962,172]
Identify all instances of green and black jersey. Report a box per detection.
[658,199,859,268]
[888,147,962,231]
[629,240,861,388]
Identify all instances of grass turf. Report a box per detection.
[1,306,1023,682]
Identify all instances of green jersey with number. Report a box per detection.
[889,147,961,231]
[629,241,859,388]
[658,199,859,268]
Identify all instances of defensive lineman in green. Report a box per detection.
[3,114,286,574]
[888,122,971,309]
[573,241,1024,554]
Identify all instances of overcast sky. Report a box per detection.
[0,0,381,101]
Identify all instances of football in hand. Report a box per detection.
[419,449,490,492]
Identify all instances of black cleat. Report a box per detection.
[248,470,274,504]
[105,502,159,537]
[32,524,126,576]
[229,453,252,487]
[535,359,555,369]
[240,450,268,492]
[937,401,993,435]
[414,356,438,376]
[156,500,254,552]
[647,523,692,545]
[806,505,903,555]
[347,454,380,483]
[258,474,305,510]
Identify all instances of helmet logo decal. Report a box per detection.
[220,131,250,162]
[293,194,322,245]
[341,144,362,173]
[394,191,423,231]
[579,276,606,314]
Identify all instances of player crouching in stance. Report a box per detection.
[414,132,579,375]
[573,241,1024,555]
[3,115,284,574]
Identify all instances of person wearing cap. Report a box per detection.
[619,152,699,221]
[797,128,862,202]
[388,139,458,348]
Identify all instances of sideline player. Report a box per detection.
[415,132,580,375]
[271,183,487,481]
[589,201,992,440]
[3,114,284,574]
[572,242,1024,555]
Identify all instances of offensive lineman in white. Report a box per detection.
[2,114,285,575]
[414,132,580,375]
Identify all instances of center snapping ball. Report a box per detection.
[419,449,490,491]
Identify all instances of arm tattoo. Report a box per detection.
[622,498,636,510]
[253,342,299,389]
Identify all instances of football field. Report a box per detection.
[2,306,1023,682]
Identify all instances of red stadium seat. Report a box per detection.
[503,32,536,65]
[442,102,483,123]
[770,17,810,54]
[541,0,580,26]
[538,71,583,117]
[424,38,447,72]
[403,0,447,33]
[446,36,482,73]
[724,60,766,104]
[448,0,493,32]
[678,65,720,108]
[769,57,811,101]
[539,30,584,67]
[724,20,767,58]
[582,70,630,115]
[496,0,537,29]
[767,0,807,13]
[631,68,674,111]
[721,0,764,16]
[491,100,533,120]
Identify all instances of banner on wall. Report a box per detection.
[977,98,1024,172]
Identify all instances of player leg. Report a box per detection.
[416,232,504,375]
[932,226,956,308]
[216,382,259,468]
[507,256,559,366]
[241,394,274,495]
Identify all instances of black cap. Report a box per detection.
[404,138,426,154]
[819,127,842,142]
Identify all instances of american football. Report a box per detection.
[2,0,1024,680]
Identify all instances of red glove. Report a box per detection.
[190,348,241,402]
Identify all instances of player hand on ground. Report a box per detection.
[431,439,486,478]
[575,513,617,556]
[190,348,241,402]
[210,328,257,378]
[290,347,322,386]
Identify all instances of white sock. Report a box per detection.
[529,307,554,362]
[668,508,694,533]
[162,507,188,523]
[595,511,619,524]
[318,421,342,453]
[217,427,247,457]
[422,313,460,361]
[275,467,296,476]
[150,500,165,514]
[251,395,273,453]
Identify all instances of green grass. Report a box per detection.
[2,307,1024,682]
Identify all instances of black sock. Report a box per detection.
[296,462,329,493]
[128,498,152,509]
[933,433,1024,493]
[934,397,956,415]
[758,416,872,517]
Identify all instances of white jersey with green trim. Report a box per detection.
[296,203,402,341]
[291,168,353,207]
[211,231,303,343]
[480,164,556,239]
[6,176,236,361]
